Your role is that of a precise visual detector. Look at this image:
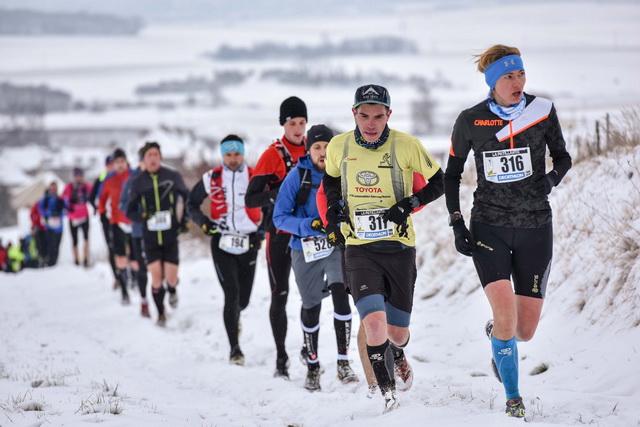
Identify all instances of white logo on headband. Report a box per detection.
[504,59,515,67]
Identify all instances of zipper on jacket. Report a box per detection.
[152,174,163,245]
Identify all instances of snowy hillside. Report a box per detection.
[1,141,639,426]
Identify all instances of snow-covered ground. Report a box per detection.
[1,144,639,426]
[1,1,640,425]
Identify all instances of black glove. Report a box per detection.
[178,223,189,234]
[201,219,217,236]
[382,196,418,225]
[310,218,325,233]
[452,219,474,257]
[326,202,345,225]
[325,223,345,249]
[532,171,558,197]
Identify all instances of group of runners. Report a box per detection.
[9,44,573,417]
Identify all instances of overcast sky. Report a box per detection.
[0,0,609,24]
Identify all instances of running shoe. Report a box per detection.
[367,384,378,399]
[336,360,359,384]
[505,396,525,418]
[485,319,502,383]
[229,345,245,366]
[157,313,167,328]
[168,291,178,308]
[485,319,494,339]
[394,353,413,391]
[382,390,399,413]
[274,355,290,379]
[304,364,321,392]
[141,302,151,318]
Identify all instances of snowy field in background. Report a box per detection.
[1,1,640,425]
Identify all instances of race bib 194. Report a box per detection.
[301,235,334,263]
[219,233,249,255]
[483,147,532,183]
[353,208,394,240]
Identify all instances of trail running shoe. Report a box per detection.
[336,360,359,384]
[156,313,167,328]
[394,353,413,391]
[229,345,245,366]
[505,396,525,418]
[383,390,399,413]
[485,319,502,382]
[304,364,321,392]
[121,294,130,306]
[485,319,494,339]
[141,302,151,318]
[367,384,378,399]
[168,291,178,308]
[274,355,290,379]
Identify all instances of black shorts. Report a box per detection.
[344,244,416,313]
[111,224,134,260]
[470,222,552,298]
[145,239,179,265]
[69,218,89,246]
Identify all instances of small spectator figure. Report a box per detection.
[30,200,48,267]
[0,239,8,272]
[63,167,93,266]
[21,233,40,269]
[38,181,65,266]
[7,241,25,273]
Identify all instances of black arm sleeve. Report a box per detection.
[322,173,342,208]
[88,177,100,208]
[186,180,209,228]
[546,105,572,184]
[125,182,143,223]
[443,155,466,214]
[413,168,444,206]
[245,174,279,208]
[550,148,572,185]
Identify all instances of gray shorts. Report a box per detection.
[290,248,343,309]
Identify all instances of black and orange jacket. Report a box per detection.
[444,93,572,228]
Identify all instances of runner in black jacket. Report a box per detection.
[126,142,190,327]
[443,44,572,419]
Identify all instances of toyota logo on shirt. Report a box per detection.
[355,171,380,186]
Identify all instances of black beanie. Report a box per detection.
[305,124,334,151]
[113,148,127,160]
[279,96,307,125]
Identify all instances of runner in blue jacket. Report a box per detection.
[273,124,358,392]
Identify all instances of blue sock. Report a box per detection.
[491,336,520,400]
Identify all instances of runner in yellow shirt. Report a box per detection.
[323,84,444,412]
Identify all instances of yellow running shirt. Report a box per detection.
[325,129,440,247]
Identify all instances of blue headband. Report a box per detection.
[484,54,524,91]
[220,140,244,155]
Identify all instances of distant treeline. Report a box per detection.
[205,36,418,61]
[135,71,252,96]
[0,82,72,115]
[135,67,440,96]
[0,8,143,36]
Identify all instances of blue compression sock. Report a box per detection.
[491,336,520,399]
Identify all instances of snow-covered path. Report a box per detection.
[1,241,638,426]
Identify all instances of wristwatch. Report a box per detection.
[448,212,463,226]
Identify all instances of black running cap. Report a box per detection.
[353,84,390,108]
[305,124,334,150]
